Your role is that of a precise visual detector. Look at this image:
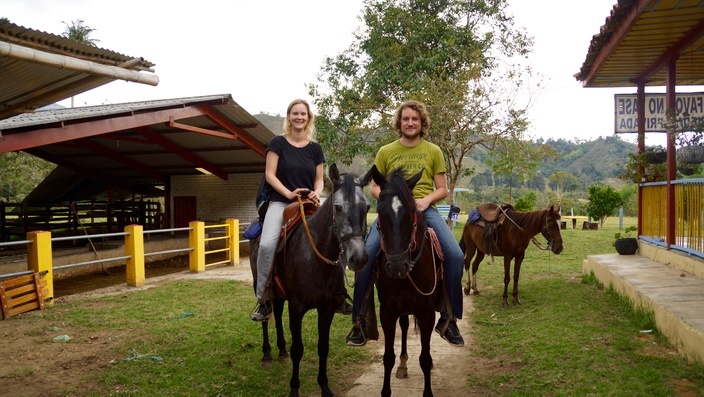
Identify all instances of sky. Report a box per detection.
[3,0,693,147]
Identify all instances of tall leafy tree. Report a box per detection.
[487,135,559,203]
[310,0,535,204]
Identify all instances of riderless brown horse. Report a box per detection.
[459,204,563,307]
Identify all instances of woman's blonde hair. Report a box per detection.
[393,100,430,138]
[283,99,316,139]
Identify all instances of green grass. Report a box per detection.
[15,215,704,396]
[455,216,704,396]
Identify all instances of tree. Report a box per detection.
[61,19,100,46]
[586,184,624,229]
[309,0,535,204]
[0,152,55,202]
[487,136,559,203]
[549,171,579,200]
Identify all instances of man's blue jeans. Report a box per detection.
[352,206,464,322]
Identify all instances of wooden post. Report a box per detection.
[189,221,205,273]
[27,231,53,306]
[124,224,145,287]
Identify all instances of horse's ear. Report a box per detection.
[329,163,340,185]
[359,166,373,187]
[371,165,387,188]
[406,169,423,190]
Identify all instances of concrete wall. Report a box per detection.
[170,173,261,224]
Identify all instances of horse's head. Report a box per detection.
[329,163,372,272]
[541,205,564,254]
[371,165,424,279]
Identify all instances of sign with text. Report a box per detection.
[614,92,704,133]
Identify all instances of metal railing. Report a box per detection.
[0,219,243,305]
[641,179,704,258]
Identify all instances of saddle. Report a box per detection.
[469,203,514,257]
[263,199,319,301]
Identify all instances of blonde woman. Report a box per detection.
[251,99,325,321]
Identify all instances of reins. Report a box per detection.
[498,206,556,251]
[378,209,438,296]
[297,183,368,268]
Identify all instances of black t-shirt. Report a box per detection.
[267,135,325,204]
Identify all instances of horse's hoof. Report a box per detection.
[278,352,290,361]
[463,287,470,295]
[395,368,408,379]
[472,289,480,295]
[261,358,273,368]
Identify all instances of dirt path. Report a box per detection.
[1,260,504,396]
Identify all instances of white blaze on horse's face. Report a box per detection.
[391,196,403,217]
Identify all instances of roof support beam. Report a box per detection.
[135,127,229,181]
[636,18,704,83]
[77,139,166,182]
[197,105,267,157]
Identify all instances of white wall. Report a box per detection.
[170,173,261,224]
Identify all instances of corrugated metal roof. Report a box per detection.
[576,0,704,87]
[0,20,157,119]
[0,94,276,201]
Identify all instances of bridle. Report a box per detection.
[377,210,426,272]
[376,194,438,296]
[298,180,368,267]
[499,206,562,251]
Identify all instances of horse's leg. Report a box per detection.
[316,307,335,397]
[273,297,288,359]
[502,257,512,308]
[261,321,273,366]
[471,251,484,295]
[395,314,409,379]
[418,310,435,397]
[380,310,397,397]
[512,254,525,306]
[287,305,304,397]
[462,240,476,295]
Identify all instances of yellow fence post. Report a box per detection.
[189,221,205,273]
[27,231,54,306]
[125,224,145,287]
[227,218,239,266]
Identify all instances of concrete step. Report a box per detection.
[583,252,704,363]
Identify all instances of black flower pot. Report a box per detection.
[614,238,638,255]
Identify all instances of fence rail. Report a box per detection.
[0,219,243,306]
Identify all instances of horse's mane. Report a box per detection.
[380,168,416,212]
[506,208,549,231]
[310,172,357,221]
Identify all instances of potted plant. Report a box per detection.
[614,226,638,255]
[644,147,667,164]
[618,151,667,184]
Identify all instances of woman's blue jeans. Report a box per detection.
[352,206,464,322]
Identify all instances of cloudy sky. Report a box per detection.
[4,0,691,146]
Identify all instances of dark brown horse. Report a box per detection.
[372,166,445,397]
[250,164,372,397]
[459,204,563,307]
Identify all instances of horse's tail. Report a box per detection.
[458,236,466,253]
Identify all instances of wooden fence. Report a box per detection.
[0,201,162,242]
